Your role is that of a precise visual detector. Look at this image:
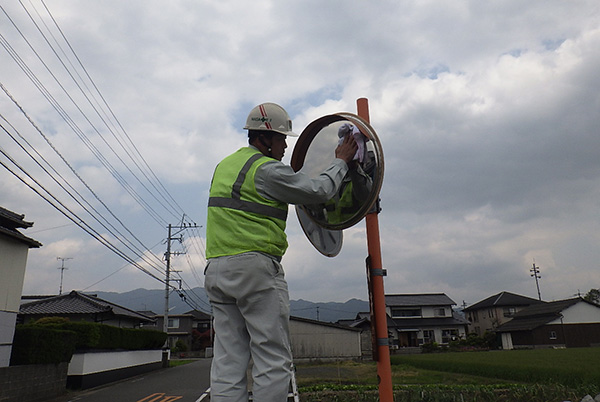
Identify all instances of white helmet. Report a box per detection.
[243,102,298,137]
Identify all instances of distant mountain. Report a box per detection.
[91,288,368,323]
[290,298,369,322]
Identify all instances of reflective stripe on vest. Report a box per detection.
[208,152,288,221]
[206,147,288,259]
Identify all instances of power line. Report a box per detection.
[1,2,205,304]
[1,5,172,226]
[0,148,168,285]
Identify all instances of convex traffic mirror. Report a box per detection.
[291,113,384,255]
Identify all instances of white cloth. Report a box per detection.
[337,123,367,163]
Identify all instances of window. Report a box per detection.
[391,308,421,318]
[434,308,446,317]
[168,318,180,328]
[422,330,435,344]
[503,307,517,317]
[549,331,557,340]
[442,329,458,343]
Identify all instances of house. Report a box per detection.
[289,316,362,360]
[463,291,545,335]
[0,206,41,367]
[19,290,155,328]
[339,293,469,354]
[385,294,469,347]
[153,310,212,351]
[338,312,376,359]
[496,297,600,349]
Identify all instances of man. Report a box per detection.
[205,102,357,401]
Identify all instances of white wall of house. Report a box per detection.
[421,306,450,318]
[417,326,467,345]
[0,238,30,367]
[547,301,600,324]
[501,333,514,350]
[290,320,361,359]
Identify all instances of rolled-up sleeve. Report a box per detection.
[255,159,349,205]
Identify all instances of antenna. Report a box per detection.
[57,257,73,295]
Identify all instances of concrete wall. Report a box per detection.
[67,349,163,389]
[0,237,30,367]
[290,319,361,359]
[0,363,68,402]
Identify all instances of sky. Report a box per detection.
[1,1,599,311]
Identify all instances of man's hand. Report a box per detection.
[335,134,359,165]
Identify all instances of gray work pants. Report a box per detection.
[204,252,292,402]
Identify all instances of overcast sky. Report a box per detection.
[1,1,599,311]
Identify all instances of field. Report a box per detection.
[295,347,600,402]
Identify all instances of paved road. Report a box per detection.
[48,359,212,402]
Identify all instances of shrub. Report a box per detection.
[22,317,167,351]
[172,339,188,353]
[33,316,70,325]
[35,321,102,349]
[10,326,77,365]
[421,342,443,353]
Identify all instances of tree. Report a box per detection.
[584,288,600,305]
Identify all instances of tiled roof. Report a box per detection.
[0,206,41,248]
[495,298,590,332]
[0,206,33,229]
[19,291,155,322]
[464,291,544,311]
[185,310,212,320]
[385,293,456,307]
[392,314,469,330]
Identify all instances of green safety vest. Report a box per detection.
[206,147,289,259]
[324,181,361,224]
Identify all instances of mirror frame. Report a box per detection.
[291,112,385,230]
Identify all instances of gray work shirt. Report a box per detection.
[250,145,349,206]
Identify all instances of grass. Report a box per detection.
[391,347,600,389]
[295,360,509,388]
[295,347,600,402]
[169,359,194,368]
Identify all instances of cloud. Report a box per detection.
[1,1,599,309]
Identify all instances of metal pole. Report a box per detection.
[357,98,393,402]
[163,224,172,367]
[530,262,542,301]
[57,257,72,295]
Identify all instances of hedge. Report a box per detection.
[10,326,77,365]
[31,321,167,350]
[11,319,167,365]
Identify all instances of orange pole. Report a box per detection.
[357,98,393,402]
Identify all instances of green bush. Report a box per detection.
[34,321,101,349]
[10,326,77,365]
[25,318,167,351]
[172,339,188,353]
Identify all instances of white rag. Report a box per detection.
[338,123,367,163]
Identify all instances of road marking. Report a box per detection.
[195,387,211,402]
[137,393,183,402]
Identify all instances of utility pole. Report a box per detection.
[530,262,542,301]
[358,98,393,402]
[56,257,72,295]
[162,221,199,367]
